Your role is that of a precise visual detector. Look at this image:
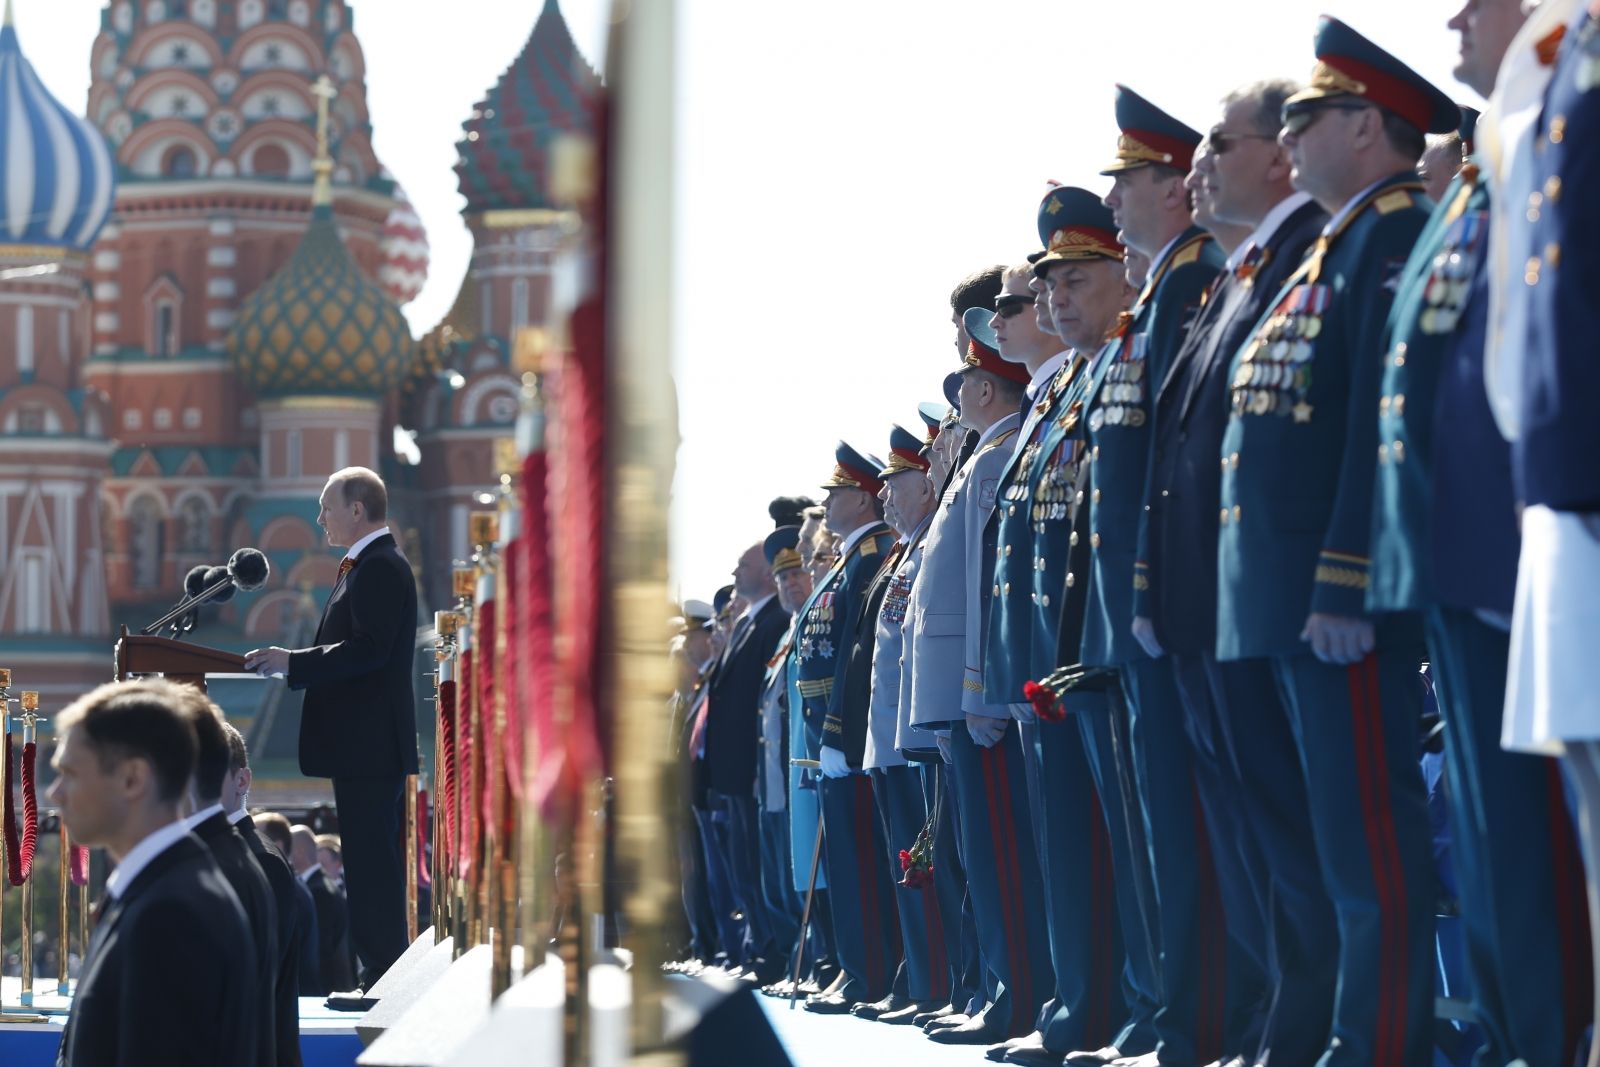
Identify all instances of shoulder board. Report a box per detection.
[978,425,1020,455]
[1374,189,1416,216]
[860,539,879,558]
[1169,233,1209,268]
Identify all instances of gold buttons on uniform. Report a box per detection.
[1093,446,1101,462]
[1065,573,1075,588]
[1526,256,1542,286]
[1393,441,1406,463]
[993,583,1000,596]
[1232,505,1241,523]
[1528,191,1543,222]
[1003,582,1011,595]
[1393,342,1406,369]
[1220,508,1230,526]
[1075,490,1085,505]
[1379,396,1391,416]
[1042,594,1051,608]
[1378,443,1390,465]
[1550,115,1566,143]
[1393,395,1405,416]
[1546,243,1561,269]
[1546,175,1563,201]
[1031,593,1038,604]
[1093,489,1101,504]
[1229,452,1239,471]
[1070,531,1079,546]
[1009,504,1017,516]
[1004,544,1012,557]
[1091,533,1101,548]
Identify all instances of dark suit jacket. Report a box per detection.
[306,867,356,993]
[287,532,420,778]
[703,598,789,796]
[292,879,322,996]
[192,812,278,1067]
[237,814,306,1067]
[1142,198,1328,655]
[58,834,257,1067]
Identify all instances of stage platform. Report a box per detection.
[753,992,998,1067]
[0,981,363,1067]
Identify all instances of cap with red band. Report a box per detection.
[1283,16,1459,135]
[822,440,887,497]
[1100,85,1203,175]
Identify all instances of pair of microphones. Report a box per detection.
[141,547,272,637]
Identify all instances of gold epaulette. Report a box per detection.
[978,425,1021,456]
[1169,233,1210,268]
[1374,189,1416,216]
[860,539,879,558]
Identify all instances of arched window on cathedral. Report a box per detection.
[129,496,165,590]
[252,143,290,178]
[153,302,178,357]
[162,144,199,178]
[179,497,209,554]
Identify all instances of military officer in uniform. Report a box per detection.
[1142,79,1335,1066]
[1217,19,1457,1064]
[1078,86,1231,1067]
[979,188,1133,1064]
[797,442,902,1012]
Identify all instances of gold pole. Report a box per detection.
[0,667,10,981]
[18,693,38,1009]
[405,772,419,946]
[77,880,87,976]
[57,821,69,996]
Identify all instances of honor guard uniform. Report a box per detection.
[798,442,902,1012]
[1217,19,1456,1064]
[974,188,1129,1057]
[851,428,947,1023]
[783,536,835,986]
[1141,148,1333,1061]
[903,324,1055,1041]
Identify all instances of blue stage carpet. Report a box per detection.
[757,996,1008,1066]
[0,996,363,1067]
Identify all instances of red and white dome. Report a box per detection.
[378,179,428,306]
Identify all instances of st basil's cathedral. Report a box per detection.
[0,0,597,802]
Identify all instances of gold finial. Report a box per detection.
[0,668,10,689]
[310,74,337,207]
[20,691,38,713]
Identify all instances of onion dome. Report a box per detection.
[226,202,414,395]
[454,0,599,214]
[0,6,115,251]
[377,179,428,306]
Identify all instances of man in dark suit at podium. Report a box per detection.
[48,679,258,1067]
[246,466,419,986]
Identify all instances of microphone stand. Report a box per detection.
[139,575,235,637]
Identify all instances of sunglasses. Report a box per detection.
[1281,101,1373,136]
[1207,126,1278,154]
[994,299,1033,320]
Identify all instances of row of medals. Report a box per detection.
[1003,441,1044,504]
[1032,440,1079,527]
[1418,217,1482,336]
[1088,351,1148,433]
[881,571,914,628]
[803,591,836,651]
[1232,298,1321,417]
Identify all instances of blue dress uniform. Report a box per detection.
[1217,19,1455,1066]
[1089,86,1233,1067]
[1142,188,1334,1065]
[797,442,901,1008]
[980,188,1131,1056]
[1370,98,1592,1067]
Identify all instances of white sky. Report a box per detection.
[20,0,1476,605]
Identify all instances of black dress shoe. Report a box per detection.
[1006,1045,1068,1067]
[1063,1047,1122,1066]
[927,1019,1005,1045]
[877,1001,934,1025]
[803,993,858,1014]
[990,1032,1045,1062]
[924,1012,970,1033]
[914,1005,955,1028]
[853,992,911,1020]
[796,978,823,996]
[760,979,798,998]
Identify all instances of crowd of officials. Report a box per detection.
[48,678,364,1067]
[671,5,1600,1067]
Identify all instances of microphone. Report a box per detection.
[140,547,271,636]
[173,565,213,635]
[228,547,270,592]
[202,565,237,604]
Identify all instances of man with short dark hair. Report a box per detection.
[177,695,279,1067]
[49,680,258,1067]
[949,264,1007,358]
[292,824,355,993]
[222,724,308,1066]
[255,812,324,997]
[1219,18,1458,1063]
[246,464,419,987]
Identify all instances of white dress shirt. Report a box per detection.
[344,525,392,562]
[104,819,190,900]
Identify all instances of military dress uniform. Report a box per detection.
[1216,19,1457,1065]
[980,187,1132,1056]
[797,442,902,1009]
[926,327,1054,1041]
[1141,186,1333,1065]
[1082,87,1231,1067]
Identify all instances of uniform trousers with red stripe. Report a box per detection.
[1120,656,1237,1066]
[948,721,1053,1037]
[920,761,986,1015]
[1027,696,1131,1054]
[872,763,952,1006]
[819,772,902,1004]
[1272,645,1434,1067]
[1425,606,1593,1067]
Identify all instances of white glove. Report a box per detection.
[819,746,852,778]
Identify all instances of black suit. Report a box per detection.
[305,867,356,993]
[287,531,419,983]
[237,814,307,1067]
[292,878,322,996]
[191,812,278,1067]
[59,834,257,1067]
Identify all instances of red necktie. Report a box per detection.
[338,558,356,579]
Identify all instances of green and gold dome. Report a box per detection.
[227,204,414,396]
[227,76,413,397]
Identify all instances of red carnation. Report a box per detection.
[899,849,914,872]
[1023,680,1064,722]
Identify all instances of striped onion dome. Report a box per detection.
[0,7,115,252]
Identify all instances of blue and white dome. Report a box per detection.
[0,9,115,252]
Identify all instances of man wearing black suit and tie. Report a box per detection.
[703,541,791,982]
[246,466,419,986]
[49,680,258,1067]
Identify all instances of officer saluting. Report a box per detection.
[796,441,901,1013]
[1218,17,1456,1065]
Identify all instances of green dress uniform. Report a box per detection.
[1216,22,1460,1064]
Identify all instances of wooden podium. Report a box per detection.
[114,625,252,693]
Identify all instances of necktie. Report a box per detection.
[338,557,356,579]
